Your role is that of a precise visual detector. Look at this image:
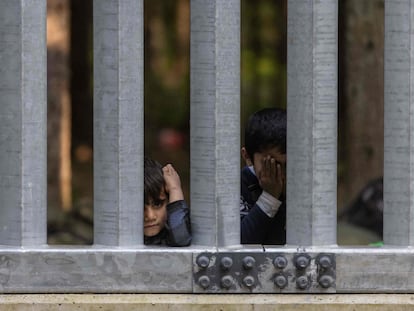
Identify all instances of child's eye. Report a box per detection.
[152,199,166,208]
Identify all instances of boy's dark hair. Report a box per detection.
[244,108,286,160]
[144,157,165,204]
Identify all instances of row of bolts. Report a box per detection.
[196,254,334,289]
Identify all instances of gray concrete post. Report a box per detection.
[286,0,338,246]
[190,0,241,247]
[93,0,144,246]
[384,0,414,246]
[0,0,47,246]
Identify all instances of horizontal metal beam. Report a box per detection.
[0,248,193,293]
[0,247,414,293]
[2,294,414,310]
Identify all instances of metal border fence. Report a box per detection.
[1,0,413,294]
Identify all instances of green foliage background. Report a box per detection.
[144,0,287,151]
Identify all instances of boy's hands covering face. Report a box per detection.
[163,164,184,203]
[258,156,285,199]
[251,147,286,199]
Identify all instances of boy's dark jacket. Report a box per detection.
[240,166,286,245]
[144,200,192,246]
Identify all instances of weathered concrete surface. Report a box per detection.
[0,294,414,310]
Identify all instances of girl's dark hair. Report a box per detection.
[244,108,286,160]
[144,157,164,204]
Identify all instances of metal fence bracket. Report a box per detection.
[193,252,336,293]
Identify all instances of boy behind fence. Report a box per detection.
[144,157,191,246]
[240,108,286,245]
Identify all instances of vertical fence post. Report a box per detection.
[190,0,240,247]
[94,0,144,246]
[286,0,338,246]
[0,0,47,246]
[384,0,414,246]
